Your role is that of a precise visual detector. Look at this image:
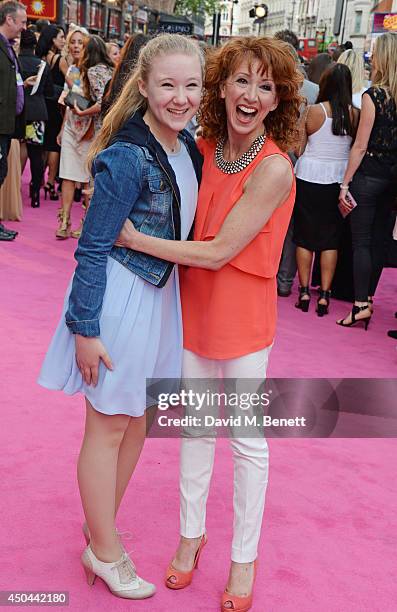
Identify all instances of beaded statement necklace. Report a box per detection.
[215,132,266,174]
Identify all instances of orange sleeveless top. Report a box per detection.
[180,137,295,359]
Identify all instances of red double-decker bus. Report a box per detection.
[298,38,318,61]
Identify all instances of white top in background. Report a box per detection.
[352,87,367,110]
[295,102,352,184]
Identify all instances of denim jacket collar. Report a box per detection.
[111,110,202,198]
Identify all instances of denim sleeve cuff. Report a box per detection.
[65,318,100,337]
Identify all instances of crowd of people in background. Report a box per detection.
[0,0,396,340]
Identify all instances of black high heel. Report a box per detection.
[44,182,59,201]
[336,304,372,330]
[295,286,311,312]
[316,289,331,317]
[31,190,40,208]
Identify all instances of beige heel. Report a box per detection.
[81,545,156,599]
[71,215,85,239]
[83,562,96,585]
[55,210,71,239]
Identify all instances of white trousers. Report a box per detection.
[179,347,271,563]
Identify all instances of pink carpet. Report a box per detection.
[1,172,396,611]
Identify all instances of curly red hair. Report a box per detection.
[199,37,304,152]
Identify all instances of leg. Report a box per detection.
[56,178,75,238]
[83,183,90,210]
[317,250,337,314]
[319,250,337,294]
[77,399,130,562]
[277,215,297,296]
[0,135,11,188]
[27,144,45,194]
[47,151,60,186]
[296,246,313,291]
[170,350,218,577]
[350,187,376,303]
[71,182,90,239]
[20,142,28,174]
[222,347,271,601]
[368,188,395,296]
[295,247,313,310]
[337,173,387,324]
[114,414,146,516]
[61,178,75,218]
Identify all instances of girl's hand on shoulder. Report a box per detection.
[75,335,113,386]
[114,218,139,249]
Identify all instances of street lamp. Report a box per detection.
[249,3,268,36]
[230,0,238,37]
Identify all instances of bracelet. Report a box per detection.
[340,184,349,190]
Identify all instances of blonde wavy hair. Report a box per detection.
[88,34,205,170]
[62,26,89,62]
[371,32,397,106]
[199,37,303,152]
[337,49,365,94]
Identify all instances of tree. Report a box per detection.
[174,0,221,17]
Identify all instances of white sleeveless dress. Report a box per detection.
[38,141,197,416]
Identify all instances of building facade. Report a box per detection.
[26,0,394,47]
[235,0,283,36]
[232,0,375,52]
[22,0,180,40]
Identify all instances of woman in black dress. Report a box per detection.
[18,29,54,207]
[293,64,359,316]
[36,25,68,200]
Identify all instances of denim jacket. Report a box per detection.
[65,110,202,337]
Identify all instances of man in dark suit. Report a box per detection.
[0,0,27,240]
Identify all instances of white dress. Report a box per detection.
[38,140,197,416]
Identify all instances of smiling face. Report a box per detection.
[138,52,202,141]
[4,8,27,40]
[220,58,278,140]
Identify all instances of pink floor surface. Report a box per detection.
[1,173,396,611]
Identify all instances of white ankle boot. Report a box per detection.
[81,545,156,600]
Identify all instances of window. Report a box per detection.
[354,10,362,34]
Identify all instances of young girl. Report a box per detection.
[38,34,204,600]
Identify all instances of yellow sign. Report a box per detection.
[383,14,397,30]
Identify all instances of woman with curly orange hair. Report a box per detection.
[117,36,302,611]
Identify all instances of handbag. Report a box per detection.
[64,91,93,111]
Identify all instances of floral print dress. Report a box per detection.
[63,63,113,141]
